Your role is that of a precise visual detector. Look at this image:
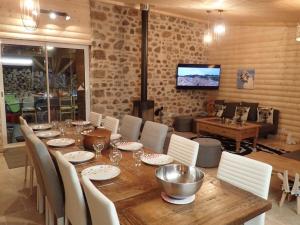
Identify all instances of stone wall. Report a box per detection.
[90,1,211,125]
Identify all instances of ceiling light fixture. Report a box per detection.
[296,23,300,42]
[46,46,54,51]
[49,12,57,20]
[203,10,213,45]
[214,9,226,38]
[40,9,71,21]
[20,0,40,31]
[1,57,33,66]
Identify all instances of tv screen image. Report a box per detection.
[176,64,221,89]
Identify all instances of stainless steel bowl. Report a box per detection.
[155,164,205,199]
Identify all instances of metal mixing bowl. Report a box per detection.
[155,164,205,199]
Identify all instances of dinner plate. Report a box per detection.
[35,130,61,138]
[110,133,122,140]
[46,138,75,147]
[72,120,91,126]
[30,123,52,131]
[117,142,143,151]
[81,165,120,181]
[63,151,95,163]
[141,154,173,166]
[161,192,195,205]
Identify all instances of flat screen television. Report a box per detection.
[176,64,221,89]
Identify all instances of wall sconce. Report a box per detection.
[40,9,71,21]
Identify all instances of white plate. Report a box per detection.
[30,124,52,131]
[110,133,122,140]
[117,142,143,151]
[81,165,120,181]
[161,192,195,205]
[64,151,95,163]
[46,138,75,147]
[36,130,61,138]
[72,120,90,126]
[141,154,173,166]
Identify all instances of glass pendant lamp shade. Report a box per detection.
[296,23,300,42]
[20,0,40,30]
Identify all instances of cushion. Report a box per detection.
[233,106,250,121]
[214,104,226,117]
[257,107,274,124]
[223,102,241,118]
[241,102,258,121]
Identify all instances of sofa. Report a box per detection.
[215,100,279,138]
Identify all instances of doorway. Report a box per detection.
[0,40,90,146]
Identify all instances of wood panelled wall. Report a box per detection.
[208,25,300,140]
[0,0,91,44]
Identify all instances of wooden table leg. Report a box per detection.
[253,136,258,149]
[236,140,241,152]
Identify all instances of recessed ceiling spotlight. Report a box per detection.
[65,15,71,21]
[49,12,56,20]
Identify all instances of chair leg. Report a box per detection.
[279,192,287,207]
[24,154,28,183]
[45,197,49,225]
[37,185,44,214]
[297,196,300,215]
[29,166,34,195]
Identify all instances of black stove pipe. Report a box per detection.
[141,4,149,102]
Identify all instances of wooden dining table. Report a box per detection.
[45,125,272,225]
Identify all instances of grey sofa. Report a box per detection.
[216,100,279,138]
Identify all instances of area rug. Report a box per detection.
[194,135,287,156]
[3,146,27,169]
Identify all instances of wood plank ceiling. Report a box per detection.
[99,0,300,24]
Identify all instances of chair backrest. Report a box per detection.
[55,151,88,225]
[277,170,290,193]
[119,115,142,142]
[140,121,168,153]
[217,152,272,225]
[27,134,64,219]
[82,176,120,225]
[90,112,102,127]
[60,96,72,107]
[291,173,300,195]
[20,125,45,195]
[167,134,199,166]
[104,116,119,134]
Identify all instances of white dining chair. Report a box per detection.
[167,134,199,166]
[19,116,35,193]
[140,121,168,153]
[119,115,142,141]
[291,173,300,214]
[82,176,120,225]
[90,111,102,127]
[103,116,119,134]
[217,151,272,225]
[55,151,89,225]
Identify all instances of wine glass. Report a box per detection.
[109,148,122,166]
[58,122,65,136]
[132,148,144,167]
[93,141,104,158]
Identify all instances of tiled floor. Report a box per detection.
[0,153,299,225]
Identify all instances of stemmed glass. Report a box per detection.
[132,148,144,167]
[93,140,105,158]
[109,137,122,166]
[75,125,83,147]
[58,122,65,136]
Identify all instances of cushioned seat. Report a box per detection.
[173,116,193,132]
[194,138,222,168]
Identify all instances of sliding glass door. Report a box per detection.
[0,40,89,145]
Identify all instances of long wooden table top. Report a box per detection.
[247,151,300,179]
[46,126,271,225]
[195,117,260,131]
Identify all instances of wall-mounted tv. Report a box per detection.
[176,64,221,89]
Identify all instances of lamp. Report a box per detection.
[214,10,226,39]
[20,0,40,31]
[203,10,213,45]
[40,9,71,21]
[296,23,300,42]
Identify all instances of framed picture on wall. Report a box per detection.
[237,68,255,89]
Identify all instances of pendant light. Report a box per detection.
[20,0,40,31]
[296,23,300,42]
[203,10,213,45]
[214,9,226,39]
